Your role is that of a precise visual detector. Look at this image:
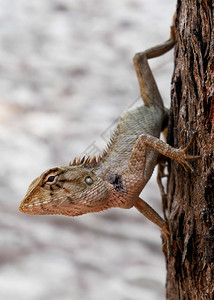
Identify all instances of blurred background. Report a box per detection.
[0,0,176,299]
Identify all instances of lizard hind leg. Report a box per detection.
[133,38,174,109]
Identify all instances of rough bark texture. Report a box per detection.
[165,0,214,299]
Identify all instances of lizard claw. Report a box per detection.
[161,222,169,236]
[177,133,201,173]
[161,222,170,256]
[181,131,197,152]
[179,158,195,173]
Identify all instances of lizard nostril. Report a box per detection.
[19,203,24,212]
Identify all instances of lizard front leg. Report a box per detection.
[130,134,199,234]
[129,133,200,174]
[134,197,169,235]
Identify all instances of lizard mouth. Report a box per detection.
[19,198,29,213]
[19,198,53,215]
[19,201,37,214]
[19,203,34,214]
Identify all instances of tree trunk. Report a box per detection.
[165,0,214,299]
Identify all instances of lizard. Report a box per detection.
[19,27,199,236]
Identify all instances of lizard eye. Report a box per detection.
[45,175,58,185]
[47,176,55,182]
[85,176,93,186]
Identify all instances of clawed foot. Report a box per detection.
[161,222,169,256]
[177,133,201,173]
[161,222,169,236]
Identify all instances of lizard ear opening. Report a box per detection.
[84,176,93,186]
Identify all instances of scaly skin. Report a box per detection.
[19,35,199,234]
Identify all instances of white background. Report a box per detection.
[0,0,176,299]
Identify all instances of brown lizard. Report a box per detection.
[19,29,199,235]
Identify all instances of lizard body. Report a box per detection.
[19,33,198,234]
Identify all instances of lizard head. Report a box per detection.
[19,165,110,216]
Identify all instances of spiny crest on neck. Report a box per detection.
[69,154,102,168]
[69,127,119,168]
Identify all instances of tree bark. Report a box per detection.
[165,0,214,299]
